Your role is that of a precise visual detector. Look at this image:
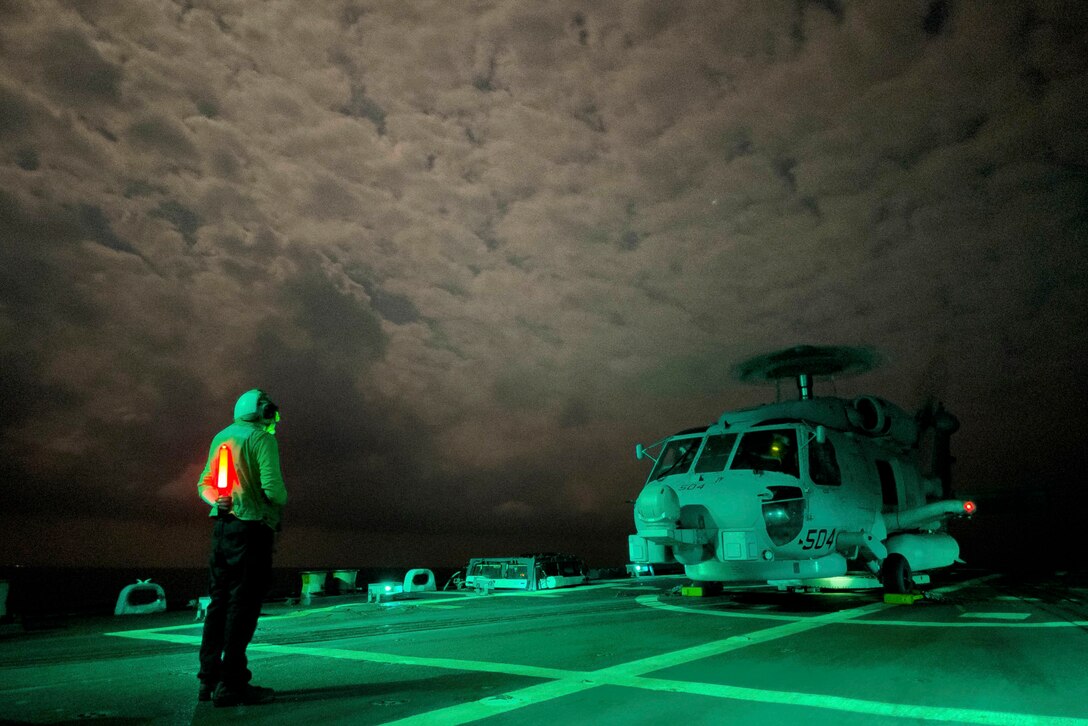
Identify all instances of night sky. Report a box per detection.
[1,1,1086,571]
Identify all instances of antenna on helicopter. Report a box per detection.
[734,345,880,400]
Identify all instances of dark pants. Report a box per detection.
[198,516,274,689]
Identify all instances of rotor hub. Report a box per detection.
[734,345,880,399]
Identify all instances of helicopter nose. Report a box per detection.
[634,483,681,525]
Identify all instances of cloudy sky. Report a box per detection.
[1,0,1085,570]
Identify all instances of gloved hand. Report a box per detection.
[216,495,232,513]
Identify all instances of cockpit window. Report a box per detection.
[693,433,738,474]
[809,438,841,486]
[730,428,799,478]
[648,437,702,480]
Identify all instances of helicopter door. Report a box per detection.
[875,459,899,512]
[807,436,842,486]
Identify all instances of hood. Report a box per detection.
[234,389,268,422]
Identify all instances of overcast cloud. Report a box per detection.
[1,0,1085,568]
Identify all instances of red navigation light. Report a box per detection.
[214,444,239,496]
[963,500,976,515]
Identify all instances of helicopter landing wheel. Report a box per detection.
[881,554,913,594]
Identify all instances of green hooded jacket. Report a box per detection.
[197,402,287,530]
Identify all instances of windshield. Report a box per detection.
[648,437,702,480]
[693,433,738,473]
[730,428,799,478]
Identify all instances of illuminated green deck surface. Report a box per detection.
[1,573,1086,725]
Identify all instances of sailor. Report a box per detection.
[195,389,287,707]
[765,432,799,477]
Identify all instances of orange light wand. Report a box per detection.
[215,444,238,498]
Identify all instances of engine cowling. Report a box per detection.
[850,395,892,434]
[848,395,918,445]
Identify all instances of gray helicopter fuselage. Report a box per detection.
[629,395,967,587]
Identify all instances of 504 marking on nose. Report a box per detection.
[800,528,837,550]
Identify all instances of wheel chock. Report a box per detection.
[681,583,722,597]
[883,592,924,604]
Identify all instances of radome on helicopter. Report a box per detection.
[628,345,976,594]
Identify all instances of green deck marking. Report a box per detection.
[636,595,808,621]
[105,575,1087,725]
[639,596,1088,628]
[385,678,601,725]
[603,600,893,678]
[613,674,1088,726]
[636,575,1088,628]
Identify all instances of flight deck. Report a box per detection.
[1,570,1086,724]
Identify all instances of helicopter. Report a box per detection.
[627,345,975,594]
